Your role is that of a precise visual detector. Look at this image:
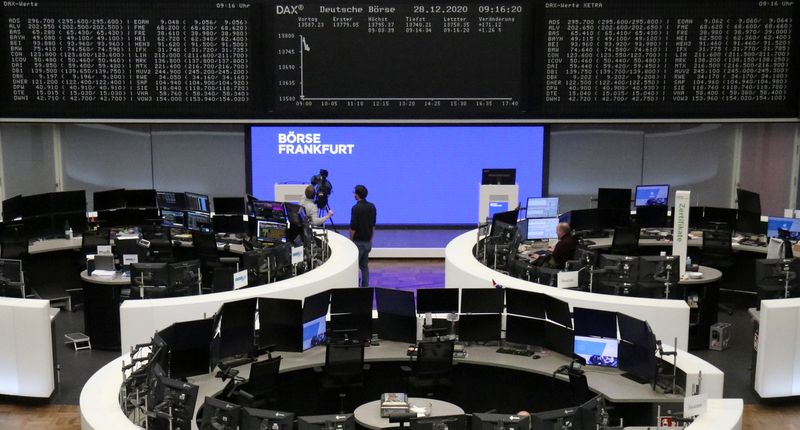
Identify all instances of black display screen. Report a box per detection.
[0,0,797,119]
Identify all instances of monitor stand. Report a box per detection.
[620,372,649,384]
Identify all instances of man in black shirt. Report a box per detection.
[350,184,377,287]
[530,222,577,269]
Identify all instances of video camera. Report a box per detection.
[311,169,332,209]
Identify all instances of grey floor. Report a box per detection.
[46,261,761,406]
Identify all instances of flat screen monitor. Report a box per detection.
[492,208,520,226]
[241,409,294,430]
[251,126,545,226]
[214,197,247,215]
[125,189,157,208]
[130,262,169,287]
[2,194,23,221]
[22,193,53,218]
[302,290,330,322]
[167,260,200,291]
[168,319,213,379]
[737,188,761,214]
[504,315,546,347]
[0,258,23,284]
[186,211,212,233]
[767,217,800,240]
[505,288,546,318]
[200,397,241,430]
[526,197,559,218]
[302,315,327,351]
[258,297,302,352]
[51,190,87,213]
[703,207,737,228]
[157,191,186,211]
[254,200,287,223]
[597,208,631,229]
[618,341,657,386]
[526,217,559,241]
[298,414,355,430]
[410,415,467,430]
[617,314,651,347]
[94,189,126,211]
[257,220,287,242]
[544,321,574,357]
[573,307,617,339]
[471,414,530,430]
[212,298,257,364]
[481,168,516,185]
[460,288,504,314]
[416,288,459,314]
[561,208,598,232]
[185,192,210,213]
[375,288,416,317]
[574,335,619,368]
[736,211,765,235]
[329,312,372,342]
[597,188,631,211]
[634,185,669,207]
[638,255,680,283]
[213,214,248,235]
[635,205,669,228]
[155,376,200,422]
[162,209,185,228]
[530,408,580,430]
[458,314,502,342]
[330,288,374,314]
[543,295,572,328]
[598,254,639,283]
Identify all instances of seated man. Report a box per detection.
[530,222,577,269]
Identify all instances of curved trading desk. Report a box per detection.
[80,341,726,430]
[446,230,693,350]
[118,232,359,352]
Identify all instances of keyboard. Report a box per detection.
[739,240,765,247]
[496,347,535,357]
[580,239,596,246]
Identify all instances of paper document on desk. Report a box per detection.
[557,271,579,289]
[91,270,117,277]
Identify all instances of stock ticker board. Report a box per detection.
[0,0,798,119]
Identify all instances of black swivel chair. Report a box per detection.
[402,340,455,398]
[191,232,239,292]
[81,229,110,258]
[141,225,174,262]
[755,258,797,303]
[609,226,640,255]
[316,341,367,413]
[235,355,282,408]
[701,224,734,314]
[0,237,28,260]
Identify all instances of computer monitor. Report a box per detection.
[561,209,598,232]
[2,195,23,221]
[22,193,53,218]
[458,314,502,342]
[526,217,559,241]
[767,217,800,240]
[598,255,639,283]
[375,287,416,317]
[410,415,467,430]
[702,207,737,228]
[531,407,581,430]
[94,189,126,211]
[574,335,619,368]
[505,288,546,318]
[638,255,680,284]
[526,197,559,218]
[617,314,651,346]
[481,168,516,185]
[161,209,185,228]
[736,188,761,214]
[302,315,327,351]
[257,220,287,243]
[167,319,214,379]
[597,208,631,229]
[634,185,669,207]
[572,308,617,339]
[736,211,765,235]
[302,290,331,322]
[618,339,657,386]
[211,298,257,364]
[416,288,459,313]
[0,258,23,284]
[298,414,355,430]
[254,200,287,223]
[214,197,247,215]
[460,288,504,314]
[257,297,302,352]
[125,189,157,209]
[543,295,572,328]
[545,321,575,357]
[153,375,199,422]
[504,315,546,347]
[199,397,241,430]
[168,260,199,292]
[597,188,631,211]
[213,214,248,235]
[51,190,87,213]
[130,262,169,287]
[185,192,210,213]
[157,191,187,211]
[186,211,212,233]
[330,288,374,314]
[329,312,372,343]
[241,409,295,430]
[471,413,530,430]
[115,238,145,268]
[635,205,669,228]
[492,208,520,226]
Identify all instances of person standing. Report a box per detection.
[350,184,376,287]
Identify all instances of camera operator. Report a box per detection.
[300,185,333,226]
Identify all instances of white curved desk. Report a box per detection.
[445,230,692,350]
[118,231,359,351]
[80,341,725,430]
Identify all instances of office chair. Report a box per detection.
[316,341,367,413]
[140,225,174,262]
[701,224,734,314]
[755,258,797,303]
[402,340,455,398]
[536,266,561,287]
[191,232,239,291]
[0,237,28,260]
[235,355,282,408]
[80,228,110,258]
[609,226,640,255]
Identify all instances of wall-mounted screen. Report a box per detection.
[249,126,545,225]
